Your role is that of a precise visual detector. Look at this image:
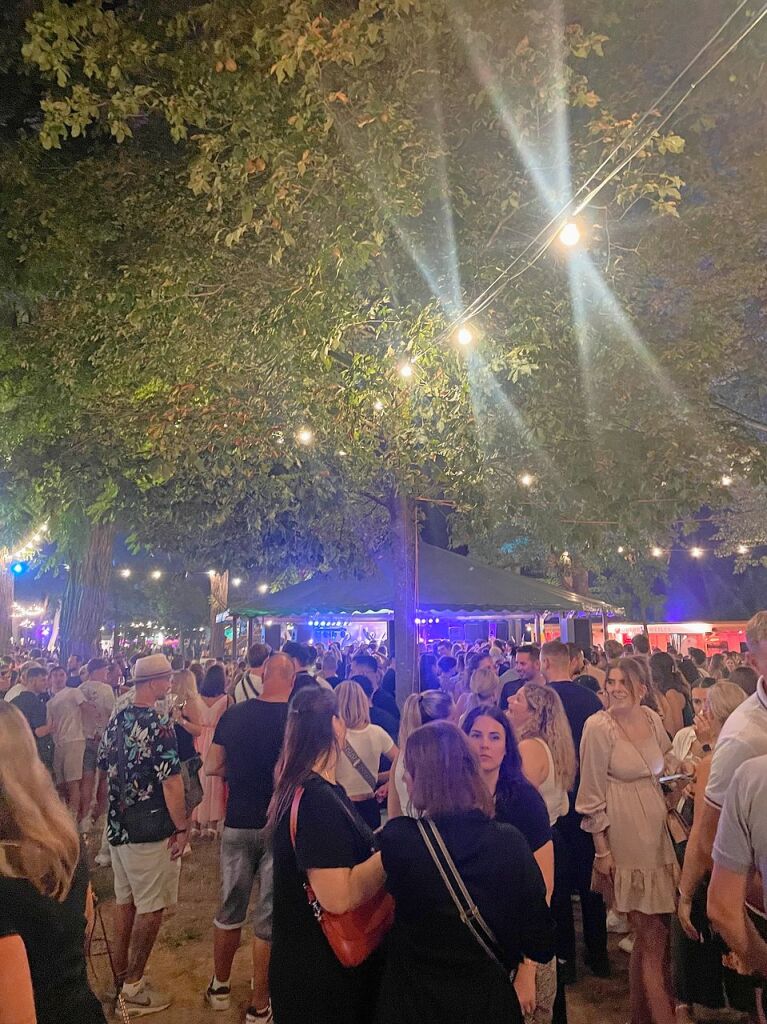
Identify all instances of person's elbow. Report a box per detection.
[707,884,738,939]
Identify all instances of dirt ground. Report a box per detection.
[86,833,629,1024]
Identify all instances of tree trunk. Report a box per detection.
[392,492,418,707]
[209,571,229,658]
[0,565,13,653]
[59,521,116,662]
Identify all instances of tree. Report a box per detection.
[4,0,766,691]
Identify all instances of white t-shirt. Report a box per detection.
[4,683,23,704]
[47,687,86,744]
[80,680,116,739]
[233,671,263,703]
[336,724,392,798]
[672,725,697,763]
[394,755,418,818]
[705,678,767,810]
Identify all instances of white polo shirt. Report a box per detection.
[705,677,767,810]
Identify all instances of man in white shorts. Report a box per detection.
[46,664,86,812]
[97,654,187,1017]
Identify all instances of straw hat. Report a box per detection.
[132,654,173,683]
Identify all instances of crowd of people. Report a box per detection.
[2,617,767,1024]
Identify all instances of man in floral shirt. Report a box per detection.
[97,654,187,1017]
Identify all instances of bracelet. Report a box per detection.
[594,850,611,859]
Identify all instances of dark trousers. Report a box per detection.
[552,813,607,966]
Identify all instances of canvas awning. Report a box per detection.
[229,543,620,619]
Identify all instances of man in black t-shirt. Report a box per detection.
[541,640,608,983]
[11,664,54,771]
[204,653,294,1023]
[352,652,400,722]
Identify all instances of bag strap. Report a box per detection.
[343,738,378,791]
[416,818,505,969]
[289,786,305,850]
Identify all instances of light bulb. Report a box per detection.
[150,570,162,580]
[690,547,703,559]
[207,569,216,578]
[721,474,733,487]
[456,325,474,346]
[519,472,534,487]
[398,362,414,379]
[617,546,625,554]
[373,399,384,411]
[258,583,269,594]
[737,544,749,555]
[558,222,580,247]
[651,547,664,558]
[120,568,132,578]
[232,577,242,587]
[296,427,314,445]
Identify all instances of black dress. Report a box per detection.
[375,810,554,1024]
[0,854,105,1024]
[270,773,384,1024]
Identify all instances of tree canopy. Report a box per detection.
[1,0,766,670]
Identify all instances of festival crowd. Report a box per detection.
[2,615,767,1024]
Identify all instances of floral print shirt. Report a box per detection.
[97,705,181,846]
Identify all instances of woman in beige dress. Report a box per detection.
[577,657,679,1024]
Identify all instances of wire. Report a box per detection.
[437,0,767,338]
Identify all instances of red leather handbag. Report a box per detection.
[289,786,394,967]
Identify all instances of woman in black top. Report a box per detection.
[463,706,556,1023]
[266,687,386,1024]
[377,720,553,1024]
[0,701,105,1024]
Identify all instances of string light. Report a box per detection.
[737,544,750,555]
[120,568,132,578]
[296,427,314,445]
[398,362,414,379]
[456,325,474,345]
[690,547,704,559]
[519,472,534,487]
[232,577,242,587]
[207,569,216,578]
[337,449,347,456]
[258,583,269,594]
[150,569,163,580]
[617,546,625,554]
[373,400,384,411]
[558,222,581,247]
[721,474,733,487]
[652,547,664,558]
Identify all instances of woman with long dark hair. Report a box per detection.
[266,687,386,1024]
[376,720,553,1024]
[650,652,693,737]
[463,706,556,1024]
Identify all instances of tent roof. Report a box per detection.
[229,543,620,619]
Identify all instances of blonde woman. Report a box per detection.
[335,680,398,830]
[0,702,105,1024]
[388,690,454,819]
[507,685,575,826]
[458,666,500,725]
[170,670,205,838]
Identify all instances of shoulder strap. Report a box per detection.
[289,786,305,849]
[612,714,664,784]
[343,738,378,790]
[416,818,505,970]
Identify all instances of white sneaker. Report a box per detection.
[607,909,630,934]
[204,979,230,1011]
[95,851,111,867]
[121,982,172,1017]
[618,935,635,954]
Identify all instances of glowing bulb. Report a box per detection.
[617,546,625,554]
[456,325,474,346]
[337,449,347,456]
[265,619,273,627]
[232,577,242,587]
[150,569,162,580]
[120,568,132,578]
[690,547,703,559]
[721,474,733,487]
[519,472,534,487]
[651,547,664,558]
[558,222,581,247]
[373,400,384,411]
[258,583,269,594]
[398,362,414,379]
[207,569,216,578]
[737,544,749,555]
[296,427,314,445]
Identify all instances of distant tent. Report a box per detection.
[229,542,620,619]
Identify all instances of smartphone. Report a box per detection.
[660,773,694,785]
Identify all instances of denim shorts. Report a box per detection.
[82,737,100,773]
[214,826,273,941]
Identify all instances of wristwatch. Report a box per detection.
[701,743,711,753]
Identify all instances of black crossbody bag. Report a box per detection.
[116,714,175,844]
